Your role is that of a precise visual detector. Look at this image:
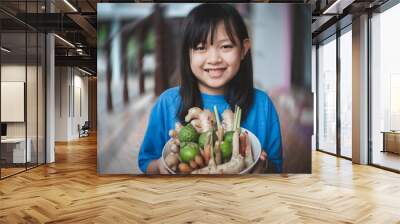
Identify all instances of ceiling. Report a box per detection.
[0,0,98,73]
[0,0,393,75]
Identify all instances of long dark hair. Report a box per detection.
[178,3,254,123]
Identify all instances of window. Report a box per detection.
[317,35,337,154]
[339,27,352,158]
[371,2,400,171]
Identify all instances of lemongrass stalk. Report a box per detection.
[234,105,238,130]
[237,107,242,130]
[213,105,221,129]
[233,106,236,131]
[234,106,238,130]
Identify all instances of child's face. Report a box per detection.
[189,22,250,95]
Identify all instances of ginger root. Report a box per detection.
[222,109,234,132]
[199,110,215,133]
[185,108,215,133]
[185,107,203,123]
[167,121,182,153]
[169,130,178,139]
[190,119,202,133]
[244,132,254,168]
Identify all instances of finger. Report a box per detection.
[157,160,170,174]
[160,168,169,174]
[159,165,169,174]
[161,162,171,174]
[261,150,267,157]
[260,151,267,161]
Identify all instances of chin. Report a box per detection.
[204,79,228,89]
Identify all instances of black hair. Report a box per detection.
[178,3,254,123]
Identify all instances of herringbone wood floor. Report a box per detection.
[1,134,400,223]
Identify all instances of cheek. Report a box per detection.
[223,52,242,70]
[190,55,204,71]
[191,54,205,65]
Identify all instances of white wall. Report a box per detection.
[1,65,39,137]
[55,67,89,141]
[72,72,89,138]
[55,67,69,141]
[1,82,25,122]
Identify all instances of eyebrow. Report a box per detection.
[195,38,234,47]
[196,39,231,45]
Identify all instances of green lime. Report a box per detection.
[224,131,234,144]
[220,141,232,162]
[178,124,199,143]
[180,142,188,148]
[198,132,207,148]
[180,142,200,163]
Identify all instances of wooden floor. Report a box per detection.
[1,167,26,178]
[1,134,400,223]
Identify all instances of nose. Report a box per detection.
[207,48,221,64]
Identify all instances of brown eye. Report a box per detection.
[222,45,233,49]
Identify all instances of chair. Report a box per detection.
[79,121,90,138]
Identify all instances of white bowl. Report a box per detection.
[162,128,262,174]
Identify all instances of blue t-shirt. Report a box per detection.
[138,87,282,173]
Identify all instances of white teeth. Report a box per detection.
[205,68,225,72]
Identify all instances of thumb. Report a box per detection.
[260,150,267,161]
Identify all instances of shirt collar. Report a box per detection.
[201,92,226,104]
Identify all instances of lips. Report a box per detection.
[204,68,227,78]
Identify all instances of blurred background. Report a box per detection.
[97,3,312,174]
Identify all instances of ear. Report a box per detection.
[241,38,251,60]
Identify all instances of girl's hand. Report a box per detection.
[157,158,170,174]
[251,150,267,173]
[146,159,170,174]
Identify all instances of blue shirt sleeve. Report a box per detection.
[264,97,283,173]
[138,97,169,173]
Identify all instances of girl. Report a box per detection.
[138,3,282,174]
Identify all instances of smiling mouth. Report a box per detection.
[204,68,226,72]
[204,68,227,78]
[204,68,227,77]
